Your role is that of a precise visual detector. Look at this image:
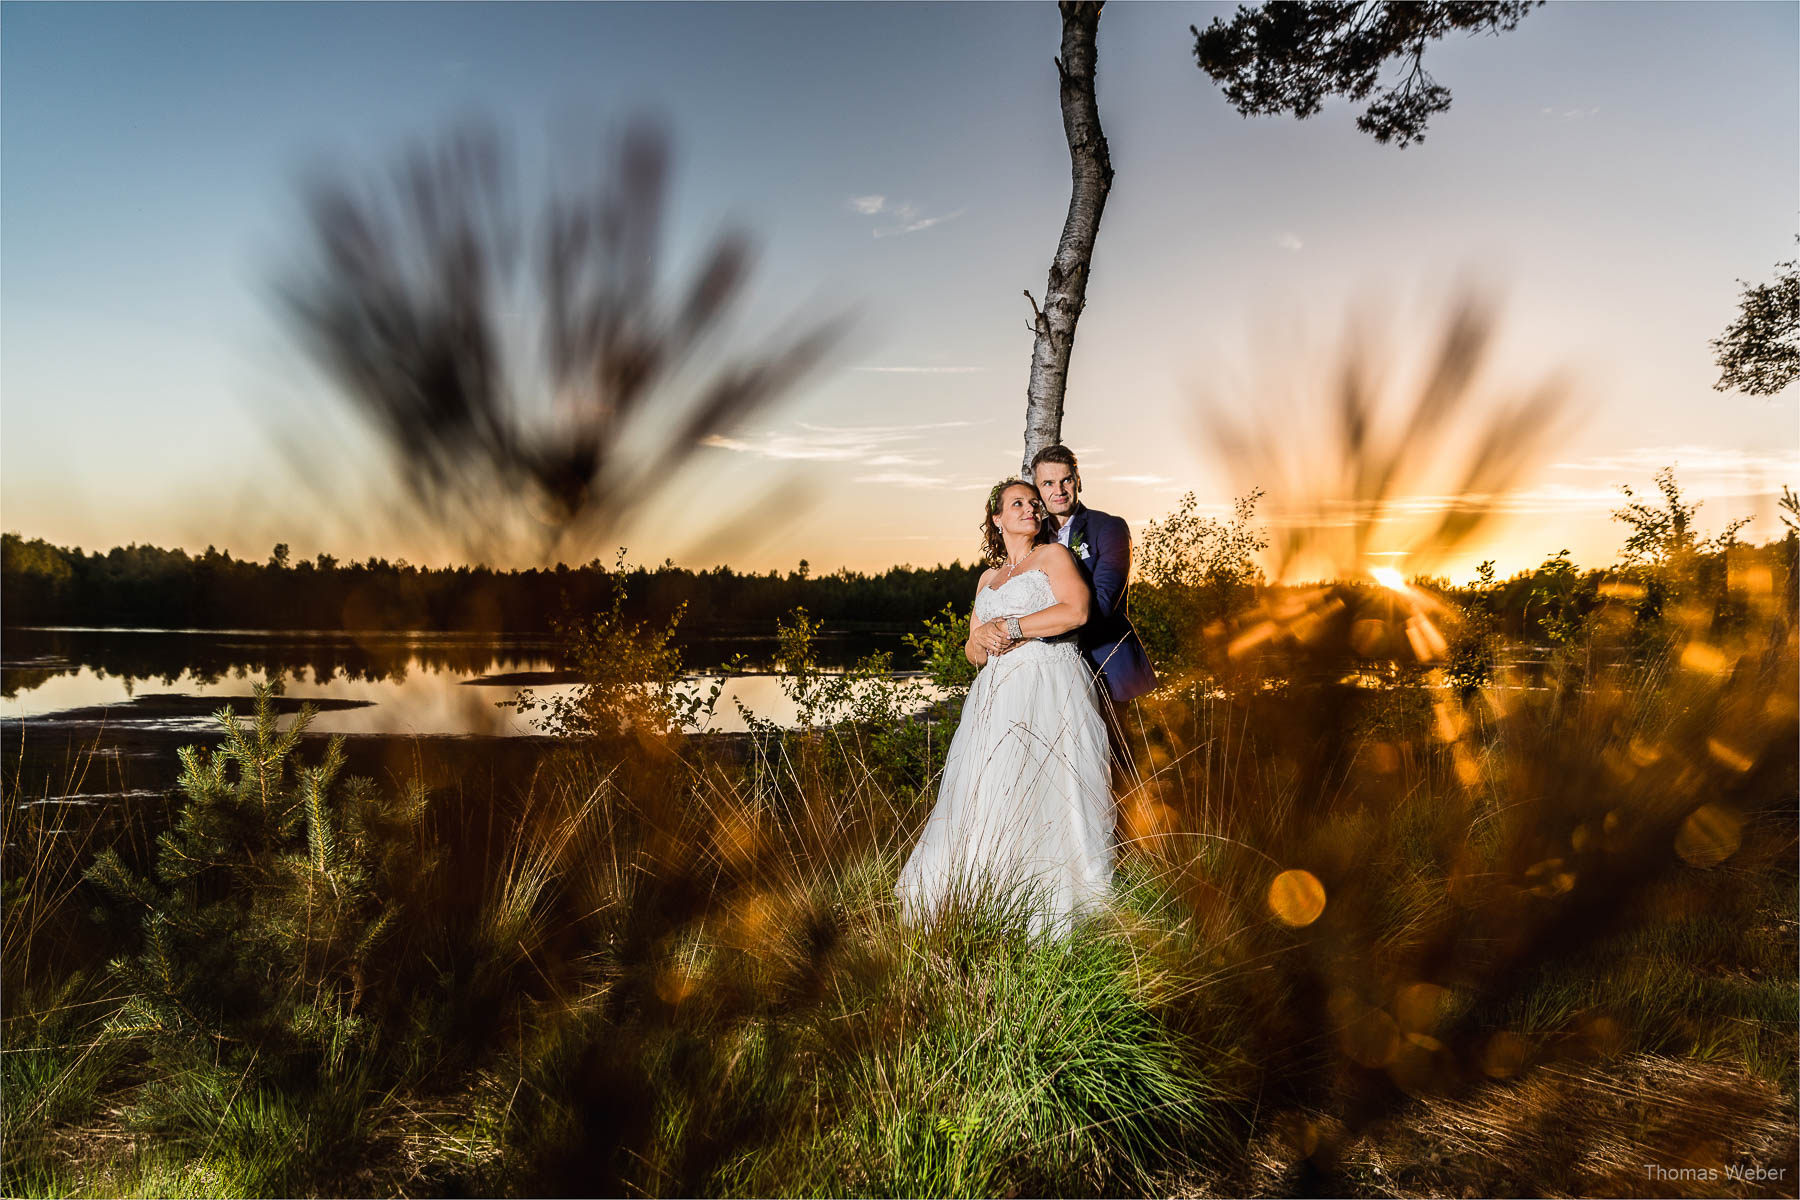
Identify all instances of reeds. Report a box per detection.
[5,521,1794,1196]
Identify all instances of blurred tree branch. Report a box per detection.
[1211,292,1568,582]
[277,120,843,565]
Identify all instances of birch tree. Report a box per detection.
[1020,1,1111,477]
[1019,0,1541,471]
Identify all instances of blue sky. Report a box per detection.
[4,2,1795,577]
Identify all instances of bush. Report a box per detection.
[1131,489,1267,677]
[9,521,1794,1197]
[78,688,401,1190]
[737,606,945,794]
[510,551,725,739]
[1442,558,1499,698]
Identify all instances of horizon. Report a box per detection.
[6,507,1780,588]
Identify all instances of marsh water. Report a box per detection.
[1,625,1554,808]
[1,625,936,805]
[1,625,930,736]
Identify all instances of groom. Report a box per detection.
[1030,444,1157,704]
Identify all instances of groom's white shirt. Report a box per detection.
[1054,504,1080,547]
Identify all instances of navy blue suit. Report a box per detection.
[1061,504,1157,702]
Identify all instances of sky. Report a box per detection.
[3,1,1796,580]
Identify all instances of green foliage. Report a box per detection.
[800,924,1235,1197]
[1131,489,1268,674]
[1712,241,1800,396]
[739,607,943,792]
[1442,559,1499,698]
[902,602,979,697]
[1611,466,1751,629]
[1193,2,1541,147]
[510,551,723,738]
[1,972,127,1191]
[1525,548,1589,647]
[10,524,1794,1197]
[116,1061,379,1197]
[1614,466,1749,570]
[486,858,1239,1199]
[82,685,404,1155]
[1497,908,1799,1094]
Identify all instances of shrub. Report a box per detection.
[510,550,724,739]
[1442,558,1499,698]
[83,686,404,1189]
[1132,489,1268,677]
[737,606,944,793]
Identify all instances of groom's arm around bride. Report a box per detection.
[1030,444,1158,704]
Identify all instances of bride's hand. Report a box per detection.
[973,617,1016,656]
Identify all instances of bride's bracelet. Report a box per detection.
[1005,616,1023,641]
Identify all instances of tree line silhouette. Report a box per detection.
[1,533,981,634]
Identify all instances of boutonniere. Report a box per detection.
[1070,529,1091,561]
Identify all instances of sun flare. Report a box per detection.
[1370,566,1408,591]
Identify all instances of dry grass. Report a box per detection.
[4,526,1794,1196]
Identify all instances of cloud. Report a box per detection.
[1274,232,1304,252]
[873,207,966,238]
[1113,474,1171,486]
[853,365,986,374]
[1257,487,1632,520]
[1220,446,1800,525]
[1251,463,1796,523]
[1367,487,1625,515]
[702,420,973,466]
[1548,445,1800,486]
[848,196,966,238]
[805,419,971,435]
[853,471,950,487]
[1539,106,1601,122]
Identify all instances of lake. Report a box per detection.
[1,625,936,737]
[1,626,946,806]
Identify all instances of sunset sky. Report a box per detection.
[4,2,1795,580]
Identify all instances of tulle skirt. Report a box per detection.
[896,638,1114,934]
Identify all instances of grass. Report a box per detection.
[797,902,1237,1196]
[3,543,1795,1198]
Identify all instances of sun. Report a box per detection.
[1370,565,1408,592]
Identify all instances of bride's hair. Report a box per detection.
[981,478,1056,566]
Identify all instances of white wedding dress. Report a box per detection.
[896,568,1114,934]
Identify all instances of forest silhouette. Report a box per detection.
[1,533,980,637]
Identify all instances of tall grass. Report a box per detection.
[4,526,1794,1196]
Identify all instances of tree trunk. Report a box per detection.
[1021,0,1113,478]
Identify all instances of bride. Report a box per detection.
[896,479,1114,933]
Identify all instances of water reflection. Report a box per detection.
[1,626,928,736]
[3,627,560,700]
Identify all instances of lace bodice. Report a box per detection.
[974,569,1079,664]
